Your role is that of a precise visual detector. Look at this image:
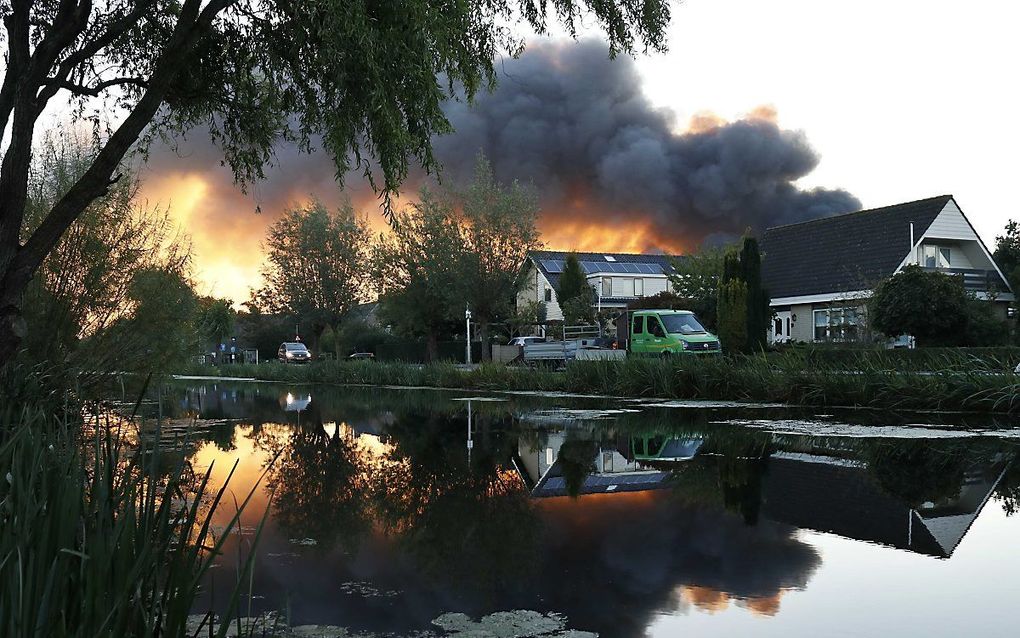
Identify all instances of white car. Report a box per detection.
[508,336,545,347]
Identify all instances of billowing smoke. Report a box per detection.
[139,38,858,299]
[433,39,859,249]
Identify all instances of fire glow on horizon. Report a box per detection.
[141,170,689,304]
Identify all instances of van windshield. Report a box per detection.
[660,314,706,335]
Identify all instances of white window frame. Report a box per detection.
[813,306,861,342]
[635,278,644,297]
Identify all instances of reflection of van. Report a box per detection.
[631,436,704,462]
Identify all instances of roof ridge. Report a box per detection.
[765,194,953,233]
[530,249,672,258]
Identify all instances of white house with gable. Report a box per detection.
[761,195,1013,344]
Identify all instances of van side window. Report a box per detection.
[649,318,665,338]
[632,315,645,334]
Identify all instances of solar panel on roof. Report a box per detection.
[637,263,655,274]
[580,261,603,274]
[624,263,642,273]
[540,259,565,273]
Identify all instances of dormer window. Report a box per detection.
[922,245,951,269]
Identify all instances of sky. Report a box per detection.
[133,0,1020,303]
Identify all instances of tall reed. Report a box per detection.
[0,406,268,637]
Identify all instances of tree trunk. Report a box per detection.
[478,320,491,362]
[425,331,439,363]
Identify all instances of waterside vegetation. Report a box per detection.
[186,349,1020,414]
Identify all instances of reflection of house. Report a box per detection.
[761,195,1013,344]
[517,251,675,321]
[515,431,702,497]
[761,452,1008,558]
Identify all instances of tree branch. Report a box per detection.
[7,0,223,294]
[40,75,149,97]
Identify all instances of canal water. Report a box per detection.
[154,381,1020,638]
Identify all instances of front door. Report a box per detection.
[771,310,791,344]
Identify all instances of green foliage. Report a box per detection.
[714,238,769,353]
[373,189,466,361]
[994,219,1020,294]
[869,265,972,346]
[457,154,542,358]
[201,349,1020,413]
[18,131,195,383]
[255,200,369,346]
[669,247,726,330]
[717,278,748,352]
[739,237,770,352]
[506,300,546,339]
[108,268,201,373]
[555,252,596,326]
[561,291,597,326]
[557,253,590,306]
[0,408,265,637]
[197,297,236,352]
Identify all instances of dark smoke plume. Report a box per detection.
[432,38,859,248]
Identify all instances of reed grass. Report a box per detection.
[0,405,268,637]
[188,350,1020,413]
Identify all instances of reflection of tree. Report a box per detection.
[707,429,772,525]
[865,440,967,507]
[261,420,370,552]
[557,437,597,498]
[995,457,1020,516]
[373,410,541,593]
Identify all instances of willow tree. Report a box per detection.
[0,0,672,367]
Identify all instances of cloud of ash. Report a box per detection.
[139,38,858,300]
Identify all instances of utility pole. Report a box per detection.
[465,306,473,365]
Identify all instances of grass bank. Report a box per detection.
[181,350,1020,413]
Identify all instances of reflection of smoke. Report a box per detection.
[140,38,858,298]
[533,490,820,635]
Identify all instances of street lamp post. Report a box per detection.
[465,306,473,365]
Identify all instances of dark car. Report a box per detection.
[278,342,311,363]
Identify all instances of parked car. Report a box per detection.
[278,342,311,363]
[349,352,375,360]
[508,336,546,347]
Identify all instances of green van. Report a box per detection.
[626,310,721,355]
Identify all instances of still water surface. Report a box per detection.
[155,382,1020,637]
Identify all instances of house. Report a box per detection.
[761,195,1013,344]
[518,250,675,321]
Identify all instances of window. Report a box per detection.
[617,277,634,297]
[632,315,645,334]
[813,307,861,342]
[660,314,707,334]
[602,277,612,297]
[649,318,666,338]
[635,278,644,297]
[544,287,552,302]
[922,244,952,269]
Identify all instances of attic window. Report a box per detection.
[604,255,616,262]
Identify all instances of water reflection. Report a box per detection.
[157,382,1020,637]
